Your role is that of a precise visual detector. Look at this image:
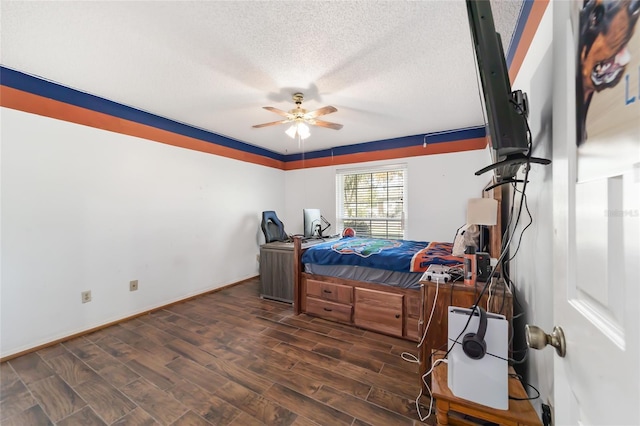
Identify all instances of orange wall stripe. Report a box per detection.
[509,0,550,82]
[0,86,285,170]
[2,83,486,170]
[284,137,488,170]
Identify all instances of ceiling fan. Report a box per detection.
[252,93,343,140]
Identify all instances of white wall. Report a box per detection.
[283,149,493,242]
[508,6,554,413]
[0,107,285,358]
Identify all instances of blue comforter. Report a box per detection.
[302,237,462,273]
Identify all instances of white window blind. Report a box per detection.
[336,165,407,239]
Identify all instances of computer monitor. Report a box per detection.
[303,208,322,238]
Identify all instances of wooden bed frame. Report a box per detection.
[292,182,503,342]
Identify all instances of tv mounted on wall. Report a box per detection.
[465,0,549,188]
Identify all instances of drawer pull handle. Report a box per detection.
[324,308,333,312]
[323,290,332,294]
[395,314,401,319]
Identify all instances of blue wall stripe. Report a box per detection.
[283,127,486,162]
[0,66,287,162]
[2,65,489,164]
[506,0,534,68]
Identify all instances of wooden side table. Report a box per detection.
[430,351,542,426]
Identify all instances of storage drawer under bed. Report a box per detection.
[306,279,353,304]
[305,297,353,323]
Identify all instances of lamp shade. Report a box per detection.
[467,198,498,226]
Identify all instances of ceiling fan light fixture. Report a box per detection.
[286,121,310,140]
[253,92,341,139]
[298,122,310,139]
[285,124,297,139]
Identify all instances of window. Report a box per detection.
[336,165,407,239]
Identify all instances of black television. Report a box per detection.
[465,0,549,187]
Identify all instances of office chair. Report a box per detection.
[261,211,288,243]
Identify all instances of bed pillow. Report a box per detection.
[452,224,480,257]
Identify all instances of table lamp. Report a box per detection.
[466,198,498,253]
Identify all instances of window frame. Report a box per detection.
[336,164,407,239]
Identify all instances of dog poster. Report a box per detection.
[575,0,640,181]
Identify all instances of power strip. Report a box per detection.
[422,264,452,283]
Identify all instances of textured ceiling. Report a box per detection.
[1,1,523,156]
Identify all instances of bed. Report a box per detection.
[292,183,502,342]
[302,238,462,289]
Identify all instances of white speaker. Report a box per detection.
[447,306,509,410]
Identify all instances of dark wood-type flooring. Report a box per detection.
[0,278,435,425]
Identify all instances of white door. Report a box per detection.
[552,1,640,424]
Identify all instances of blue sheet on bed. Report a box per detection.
[301,237,462,273]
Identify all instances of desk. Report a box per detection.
[431,351,542,425]
[259,238,337,303]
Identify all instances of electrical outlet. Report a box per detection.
[256,254,260,262]
[129,280,138,292]
[81,290,91,303]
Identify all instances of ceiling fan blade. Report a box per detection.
[304,105,338,119]
[309,119,343,130]
[252,119,291,128]
[263,106,292,118]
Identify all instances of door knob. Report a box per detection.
[525,324,566,357]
